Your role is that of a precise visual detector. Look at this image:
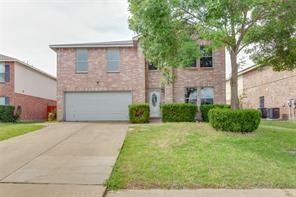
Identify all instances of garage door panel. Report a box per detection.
[65,92,132,121]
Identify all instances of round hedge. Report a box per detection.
[208,108,261,132]
[129,103,150,123]
[200,104,230,122]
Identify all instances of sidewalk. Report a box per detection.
[107,189,296,197]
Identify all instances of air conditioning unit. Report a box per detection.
[258,108,268,118]
[267,108,280,119]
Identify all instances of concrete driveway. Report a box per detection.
[0,122,128,197]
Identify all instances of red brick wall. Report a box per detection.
[146,46,226,104]
[242,66,296,119]
[1,61,57,120]
[56,46,146,120]
[14,93,56,120]
[56,40,226,121]
[0,62,15,103]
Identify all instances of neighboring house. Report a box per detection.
[50,38,225,121]
[226,65,296,119]
[0,54,57,120]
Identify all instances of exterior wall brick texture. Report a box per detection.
[56,41,226,121]
[242,66,296,119]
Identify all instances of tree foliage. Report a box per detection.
[128,0,296,108]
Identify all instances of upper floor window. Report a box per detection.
[200,46,213,68]
[0,96,9,105]
[76,49,88,73]
[185,88,198,104]
[201,87,214,104]
[148,62,157,70]
[0,63,9,82]
[107,48,120,72]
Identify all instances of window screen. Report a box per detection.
[76,49,88,72]
[107,48,120,72]
[201,87,214,104]
[185,88,198,104]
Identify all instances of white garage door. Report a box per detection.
[65,92,132,121]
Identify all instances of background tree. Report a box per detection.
[128,0,295,109]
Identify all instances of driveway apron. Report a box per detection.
[0,122,128,197]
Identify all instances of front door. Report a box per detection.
[149,90,161,118]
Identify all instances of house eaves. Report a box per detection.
[0,54,56,80]
[49,40,135,50]
[226,64,260,81]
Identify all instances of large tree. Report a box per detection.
[128,0,296,109]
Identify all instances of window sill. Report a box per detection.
[76,71,88,74]
[184,67,198,70]
[183,67,214,70]
[107,71,120,73]
[200,67,214,70]
[148,70,160,72]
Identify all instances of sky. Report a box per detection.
[0,0,134,76]
[0,0,250,78]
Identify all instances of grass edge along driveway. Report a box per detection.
[0,122,45,141]
[107,121,296,189]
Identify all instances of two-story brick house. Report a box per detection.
[50,38,225,121]
[0,54,57,120]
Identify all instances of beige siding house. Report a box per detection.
[0,54,56,120]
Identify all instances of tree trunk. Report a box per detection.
[230,49,240,109]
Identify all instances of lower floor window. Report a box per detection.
[185,88,197,104]
[0,96,9,105]
[201,88,214,105]
[185,87,214,105]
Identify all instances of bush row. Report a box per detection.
[128,103,197,123]
[200,104,230,122]
[0,105,21,122]
[161,103,197,122]
[209,108,261,132]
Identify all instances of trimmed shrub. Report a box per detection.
[200,104,230,122]
[209,108,261,132]
[161,103,197,122]
[48,109,57,121]
[0,105,21,122]
[129,103,150,123]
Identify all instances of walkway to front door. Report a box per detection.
[0,122,128,197]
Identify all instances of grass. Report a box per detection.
[107,120,296,189]
[0,122,45,141]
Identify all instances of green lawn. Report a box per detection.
[107,120,296,189]
[0,122,45,141]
